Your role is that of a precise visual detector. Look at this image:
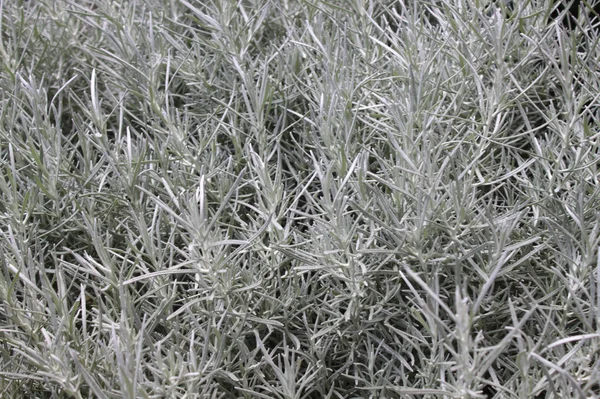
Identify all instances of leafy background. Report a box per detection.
[1,0,599,398]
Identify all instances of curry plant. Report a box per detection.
[1,0,599,398]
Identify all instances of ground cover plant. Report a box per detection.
[1,0,599,397]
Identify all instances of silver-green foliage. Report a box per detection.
[1,0,599,398]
